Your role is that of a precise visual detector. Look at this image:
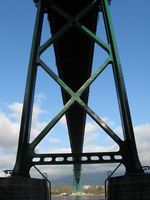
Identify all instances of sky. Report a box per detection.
[0,0,150,184]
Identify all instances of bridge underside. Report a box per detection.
[47,0,98,184]
[12,0,143,184]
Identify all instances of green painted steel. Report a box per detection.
[101,0,143,173]
[73,168,83,194]
[12,0,45,177]
[12,0,143,178]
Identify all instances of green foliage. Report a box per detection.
[83,185,105,194]
[51,185,73,195]
[50,185,105,195]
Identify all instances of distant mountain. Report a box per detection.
[51,174,73,186]
[50,172,110,186]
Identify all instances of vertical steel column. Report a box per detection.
[101,0,142,173]
[12,0,45,177]
[73,169,83,193]
[12,0,143,178]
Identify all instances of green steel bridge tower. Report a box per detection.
[73,169,83,194]
[12,0,143,193]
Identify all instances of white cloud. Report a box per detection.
[84,118,117,145]
[82,163,125,175]
[30,96,49,142]
[0,111,19,153]
[8,102,22,122]
[102,117,115,127]
[60,115,67,127]
[83,143,119,153]
[84,132,99,144]
[85,122,100,133]
[50,147,71,154]
[134,123,150,165]
[49,138,60,143]
[0,154,16,170]
[0,100,150,179]
[113,126,123,136]
[30,165,73,180]
[35,93,46,102]
[0,95,49,172]
[134,123,150,135]
[34,143,71,154]
[84,120,116,146]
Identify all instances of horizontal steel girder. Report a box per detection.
[31,151,123,165]
[12,0,143,177]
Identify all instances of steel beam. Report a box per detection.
[12,0,143,178]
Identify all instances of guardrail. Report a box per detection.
[33,165,51,200]
[104,163,122,199]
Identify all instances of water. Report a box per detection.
[51,195,106,200]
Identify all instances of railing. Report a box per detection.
[104,163,122,199]
[33,165,51,200]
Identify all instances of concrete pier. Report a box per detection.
[0,177,48,200]
[108,174,150,200]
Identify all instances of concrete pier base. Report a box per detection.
[0,177,48,200]
[108,174,150,200]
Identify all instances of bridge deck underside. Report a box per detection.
[47,0,98,155]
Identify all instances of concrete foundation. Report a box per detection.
[108,174,150,200]
[0,177,49,200]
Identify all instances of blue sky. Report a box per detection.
[0,1,150,181]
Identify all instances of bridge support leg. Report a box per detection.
[101,0,143,174]
[12,0,45,177]
[73,168,83,194]
[108,174,150,200]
